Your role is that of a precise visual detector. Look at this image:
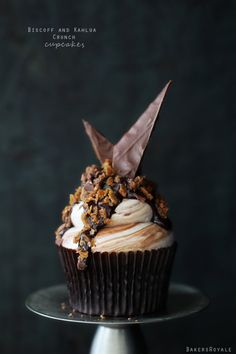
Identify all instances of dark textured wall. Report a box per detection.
[1,1,235,353]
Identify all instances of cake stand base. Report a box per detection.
[25,283,209,354]
[90,325,147,354]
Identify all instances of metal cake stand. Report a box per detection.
[25,283,209,354]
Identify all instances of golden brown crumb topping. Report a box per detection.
[55,160,171,270]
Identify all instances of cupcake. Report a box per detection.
[55,81,176,316]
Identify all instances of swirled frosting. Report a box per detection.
[62,199,173,252]
[92,223,173,252]
[110,199,153,225]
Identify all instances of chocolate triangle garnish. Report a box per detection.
[83,120,114,163]
[83,120,113,163]
[112,81,172,177]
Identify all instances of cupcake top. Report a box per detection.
[55,82,173,269]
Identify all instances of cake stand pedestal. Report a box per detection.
[25,283,209,354]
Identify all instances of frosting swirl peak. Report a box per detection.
[110,199,153,225]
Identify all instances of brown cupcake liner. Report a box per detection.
[57,242,177,316]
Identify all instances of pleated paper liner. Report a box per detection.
[57,242,177,316]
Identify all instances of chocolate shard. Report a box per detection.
[83,120,114,163]
[112,81,172,177]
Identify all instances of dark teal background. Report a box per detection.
[1,1,235,353]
